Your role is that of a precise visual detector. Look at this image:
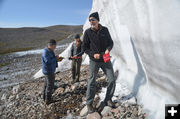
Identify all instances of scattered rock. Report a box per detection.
[67,110,71,114]
[12,85,21,95]
[66,113,74,119]
[87,112,101,119]
[16,93,24,100]
[56,87,64,93]
[80,105,88,117]
[97,75,106,81]
[65,86,71,93]
[71,82,79,91]
[101,106,112,116]
[0,65,146,119]
[1,93,8,101]
[111,108,120,115]
[8,95,15,102]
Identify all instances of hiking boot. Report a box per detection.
[74,79,79,83]
[87,104,95,114]
[105,100,115,108]
[45,99,52,105]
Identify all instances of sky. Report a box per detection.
[0,0,92,28]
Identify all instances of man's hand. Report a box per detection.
[94,54,100,59]
[105,49,109,54]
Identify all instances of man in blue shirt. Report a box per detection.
[41,39,59,104]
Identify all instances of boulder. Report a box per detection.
[87,112,101,119]
[101,106,112,116]
[12,85,21,95]
[80,105,88,117]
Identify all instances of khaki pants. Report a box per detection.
[71,58,82,82]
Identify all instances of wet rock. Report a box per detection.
[87,112,101,119]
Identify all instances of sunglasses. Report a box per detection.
[89,18,97,22]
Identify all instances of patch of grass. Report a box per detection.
[0,62,10,68]
[0,47,34,55]
[0,42,6,47]
[56,35,69,42]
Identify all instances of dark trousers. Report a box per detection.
[86,60,116,105]
[71,58,82,82]
[43,73,55,101]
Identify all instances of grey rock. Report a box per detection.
[12,85,21,95]
[1,93,8,101]
[71,82,79,91]
[80,105,88,117]
[101,106,112,116]
[16,93,24,100]
[8,95,15,102]
[66,113,74,119]
[87,112,101,119]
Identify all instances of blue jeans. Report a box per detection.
[86,60,116,105]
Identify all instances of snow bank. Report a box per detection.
[86,0,180,119]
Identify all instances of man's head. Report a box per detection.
[48,39,56,51]
[74,34,81,42]
[74,34,81,44]
[89,12,99,29]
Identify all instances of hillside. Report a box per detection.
[0,25,83,55]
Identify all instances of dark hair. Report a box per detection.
[48,39,56,46]
[74,34,80,39]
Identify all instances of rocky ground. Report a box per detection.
[0,38,71,88]
[0,65,146,119]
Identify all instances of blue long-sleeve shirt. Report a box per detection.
[41,48,57,75]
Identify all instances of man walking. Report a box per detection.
[70,34,84,83]
[41,39,59,105]
[82,12,116,113]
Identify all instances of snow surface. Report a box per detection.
[34,0,180,118]
[11,43,69,57]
